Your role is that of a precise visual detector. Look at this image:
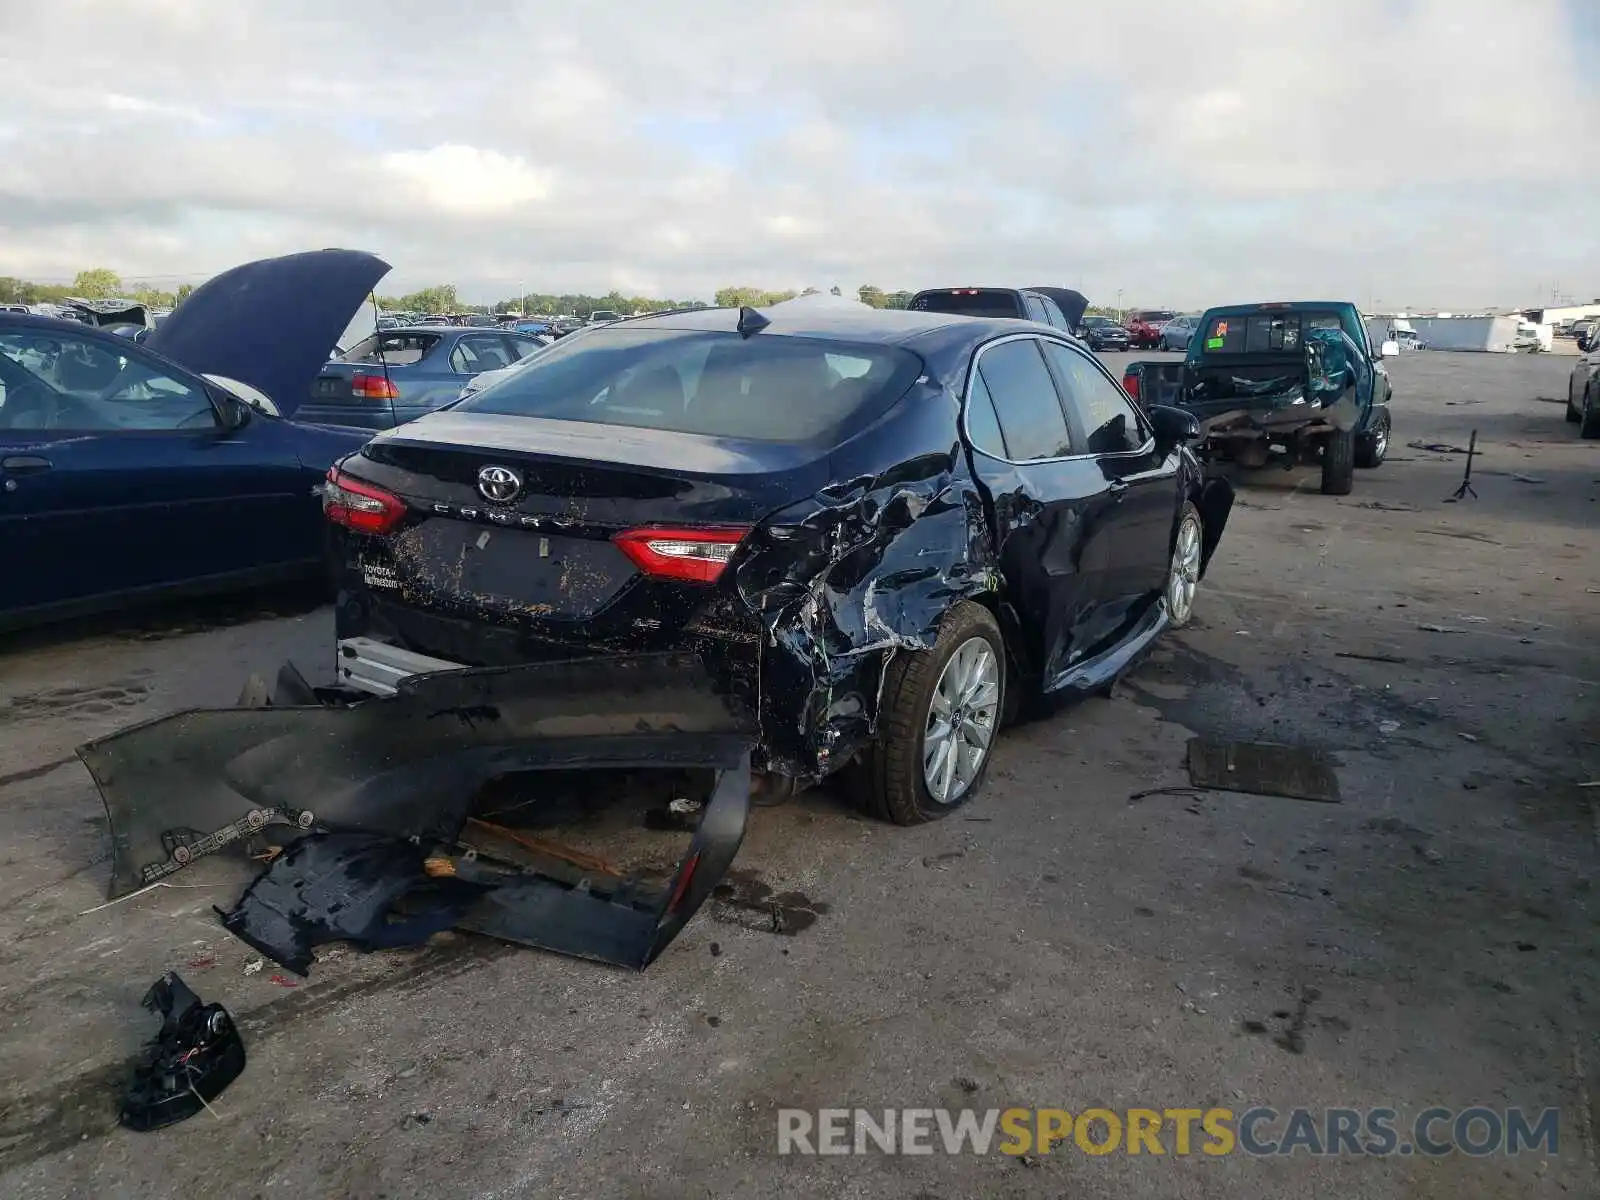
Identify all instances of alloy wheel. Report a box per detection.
[1167,514,1203,626]
[922,637,1001,805]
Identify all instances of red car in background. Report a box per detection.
[1125,308,1177,349]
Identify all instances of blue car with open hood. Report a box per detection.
[0,248,392,630]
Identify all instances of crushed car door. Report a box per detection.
[961,335,1114,686]
[1041,339,1177,646]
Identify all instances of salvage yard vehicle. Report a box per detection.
[908,286,1088,336]
[301,325,550,430]
[322,303,1232,822]
[0,249,391,630]
[1124,309,1177,349]
[1158,315,1201,352]
[1121,300,1395,496]
[1567,335,1600,437]
[1078,315,1131,352]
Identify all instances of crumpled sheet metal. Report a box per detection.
[79,652,755,899]
[733,439,995,779]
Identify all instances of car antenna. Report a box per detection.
[736,306,770,337]
[369,292,397,428]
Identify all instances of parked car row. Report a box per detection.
[1567,333,1600,437]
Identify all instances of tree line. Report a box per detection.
[0,269,194,309]
[0,270,1130,321]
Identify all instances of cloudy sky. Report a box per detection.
[2,0,1597,309]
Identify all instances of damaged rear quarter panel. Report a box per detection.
[734,378,997,778]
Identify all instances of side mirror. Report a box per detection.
[1379,340,1399,358]
[1148,404,1200,445]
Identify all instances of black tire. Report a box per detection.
[1566,393,1581,423]
[858,601,1005,826]
[1582,386,1600,440]
[1355,413,1390,469]
[1321,428,1355,495]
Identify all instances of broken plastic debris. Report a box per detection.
[120,972,245,1132]
[242,958,264,976]
[668,796,704,816]
[1378,721,1401,735]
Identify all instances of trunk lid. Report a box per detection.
[344,413,829,640]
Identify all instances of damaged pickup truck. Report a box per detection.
[84,304,1232,971]
[1121,301,1395,496]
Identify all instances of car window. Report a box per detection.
[1023,295,1048,324]
[507,336,549,360]
[0,331,214,431]
[452,327,923,444]
[963,369,1008,459]
[1042,341,1146,455]
[974,339,1072,460]
[342,333,438,366]
[450,335,514,373]
[910,290,1025,319]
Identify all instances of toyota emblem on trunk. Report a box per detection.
[477,465,522,503]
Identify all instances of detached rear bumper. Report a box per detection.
[79,653,756,970]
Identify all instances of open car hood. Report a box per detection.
[147,249,390,419]
[1026,286,1089,330]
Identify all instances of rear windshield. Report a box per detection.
[1132,310,1177,324]
[341,333,439,366]
[452,327,922,443]
[1200,311,1345,354]
[909,290,1024,319]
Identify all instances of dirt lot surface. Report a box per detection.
[1,350,1597,1199]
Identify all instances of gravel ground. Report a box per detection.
[0,348,1596,1199]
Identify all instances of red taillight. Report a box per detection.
[351,371,400,400]
[612,526,748,584]
[323,467,407,535]
[1122,372,1140,401]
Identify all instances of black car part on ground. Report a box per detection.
[218,833,497,975]
[121,972,246,1132]
[79,654,756,969]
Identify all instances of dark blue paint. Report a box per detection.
[0,315,370,628]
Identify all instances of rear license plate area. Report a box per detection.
[393,521,635,620]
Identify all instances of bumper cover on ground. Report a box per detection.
[79,653,755,969]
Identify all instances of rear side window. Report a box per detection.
[452,328,922,443]
[910,290,1025,319]
[341,333,438,366]
[964,371,1008,459]
[973,339,1072,460]
[1023,295,1048,324]
[450,335,515,373]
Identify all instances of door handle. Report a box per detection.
[1,455,52,475]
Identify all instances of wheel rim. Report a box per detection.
[1373,423,1388,461]
[1167,515,1203,625]
[922,637,1001,805]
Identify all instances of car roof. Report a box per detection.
[566,304,1085,380]
[1200,300,1356,317]
[612,304,992,345]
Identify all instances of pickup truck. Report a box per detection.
[1120,301,1395,496]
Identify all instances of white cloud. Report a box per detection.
[0,0,1594,307]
